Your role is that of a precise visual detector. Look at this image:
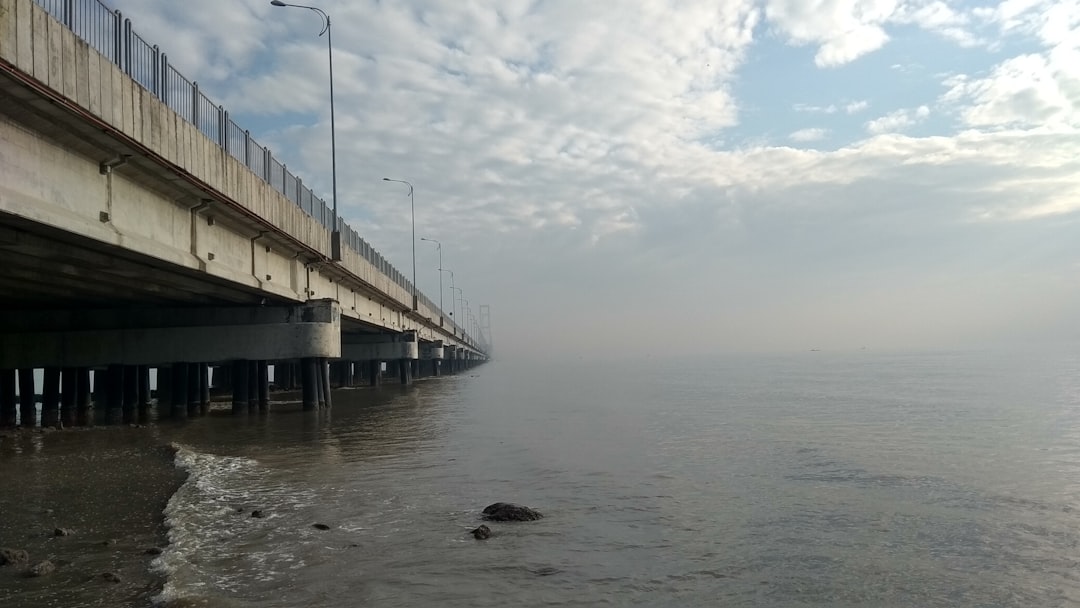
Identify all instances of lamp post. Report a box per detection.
[420,237,442,313]
[440,268,455,322]
[451,286,463,335]
[383,178,416,310]
[269,0,340,260]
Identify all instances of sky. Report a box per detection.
[106,0,1080,357]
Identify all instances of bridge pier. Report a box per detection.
[60,367,77,427]
[232,360,249,415]
[18,368,35,427]
[123,364,138,424]
[0,369,15,427]
[321,359,332,408]
[41,367,60,428]
[139,365,152,421]
[301,357,318,410]
[258,361,270,412]
[76,369,91,426]
[171,363,189,420]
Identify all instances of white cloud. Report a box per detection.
[865,105,930,133]
[790,128,829,142]
[845,100,870,113]
[764,0,897,67]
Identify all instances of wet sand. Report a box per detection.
[0,425,186,608]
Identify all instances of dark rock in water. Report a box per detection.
[251,510,265,519]
[144,547,163,556]
[482,503,543,522]
[53,528,74,537]
[0,548,29,566]
[27,561,55,577]
[312,523,331,531]
[471,525,492,540]
[102,572,122,583]
[99,539,117,546]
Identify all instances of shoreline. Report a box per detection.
[0,425,187,607]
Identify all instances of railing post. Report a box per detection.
[296,178,303,208]
[112,11,122,66]
[62,0,73,29]
[152,45,160,97]
[160,53,168,104]
[219,106,227,148]
[123,19,132,75]
[192,81,199,129]
[244,130,251,168]
[263,148,271,182]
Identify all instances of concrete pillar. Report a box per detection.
[315,358,326,408]
[412,359,421,380]
[41,367,61,428]
[187,363,201,418]
[258,360,270,412]
[199,364,211,415]
[275,361,289,391]
[321,359,332,409]
[215,364,232,391]
[247,360,259,412]
[18,368,36,427]
[91,368,104,408]
[76,368,92,426]
[433,359,442,377]
[171,363,189,420]
[231,360,249,414]
[398,359,412,385]
[157,366,171,409]
[138,365,152,419]
[368,360,382,387]
[123,365,139,424]
[0,369,16,427]
[301,357,318,410]
[104,364,124,425]
[60,367,77,427]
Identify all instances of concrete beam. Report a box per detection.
[420,340,444,361]
[0,300,340,368]
[341,331,418,361]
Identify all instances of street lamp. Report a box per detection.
[383,178,416,310]
[420,237,442,313]
[451,286,463,335]
[440,268,455,322]
[269,0,341,260]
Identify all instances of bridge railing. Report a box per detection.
[31,0,477,347]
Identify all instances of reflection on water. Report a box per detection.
[5,353,1080,607]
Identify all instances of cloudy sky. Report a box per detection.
[108,0,1080,357]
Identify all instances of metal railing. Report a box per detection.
[32,0,483,349]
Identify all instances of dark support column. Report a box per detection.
[187,363,201,417]
[199,364,211,415]
[434,359,442,377]
[275,362,288,392]
[41,367,61,428]
[368,360,382,387]
[247,360,259,412]
[345,361,355,387]
[398,359,412,385]
[138,365,151,420]
[18,368,36,427]
[301,357,318,411]
[231,360,249,414]
[321,359,332,409]
[315,358,326,408]
[122,365,138,424]
[171,363,189,420]
[215,364,231,392]
[76,368,92,426]
[91,368,104,408]
[60,368,77,427]
[0,369,16,427]
[258,360,270,412]
[105,364,124,425]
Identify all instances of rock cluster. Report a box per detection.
[482,502,543,522]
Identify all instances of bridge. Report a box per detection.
[0,0,490,427]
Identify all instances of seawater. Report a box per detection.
[6,351,1080,607]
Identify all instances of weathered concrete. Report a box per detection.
[341,333,419,362]
[0,301,342,368]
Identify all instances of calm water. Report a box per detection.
[4,351,1080,606]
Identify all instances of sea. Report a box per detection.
[3,350,1080,607]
